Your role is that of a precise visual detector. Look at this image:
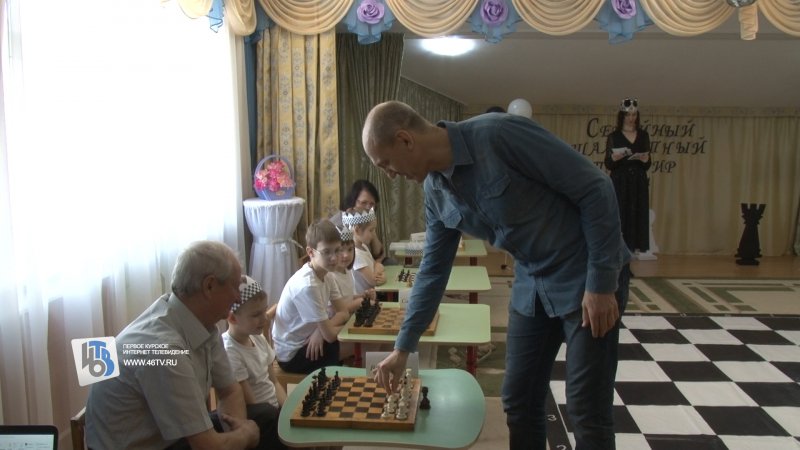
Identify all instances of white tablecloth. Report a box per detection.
[243,197,305,306]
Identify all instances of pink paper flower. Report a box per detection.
[254,158,294,193]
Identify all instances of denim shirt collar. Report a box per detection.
[434,120,474,186]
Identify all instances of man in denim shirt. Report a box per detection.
[364,101,630,450]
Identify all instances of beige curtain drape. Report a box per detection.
[533,105,800,256]
[258,0,352,35]
[513,0,605,35]
[256,26,340,240]
[385,0,477,37]
[177,0,800,37]
[336,33,405,247]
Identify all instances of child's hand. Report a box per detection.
[375,270,386,286]
[364,288,376,304]
[305,329,325,361]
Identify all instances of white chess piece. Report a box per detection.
[395,400,408,420]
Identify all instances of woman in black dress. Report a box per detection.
[604,98,652,255]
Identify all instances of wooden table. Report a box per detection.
[278,366,486,449]
[391,239,487,266]
[338,302,491,376]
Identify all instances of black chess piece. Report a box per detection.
[736,203,766,266]
[419,386,431,410]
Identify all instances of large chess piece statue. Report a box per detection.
[735,203,766,266]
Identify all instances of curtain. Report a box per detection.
[0,0,248,442]
[393,77,465,240]
[530,105,800,256]
[255,26,339,242]
[181,0,800,37]
[336,33,404,248]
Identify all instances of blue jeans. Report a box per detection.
[502,266,630,450]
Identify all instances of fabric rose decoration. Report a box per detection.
[344,0,395,44]
[468,0,521,44]
[481,0,509,26]
[613,0,636,20]
[357,0,385,24]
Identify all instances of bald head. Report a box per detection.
[361,101,451,182]
[362,101,429,155]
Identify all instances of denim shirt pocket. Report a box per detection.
[482,173,510,199]
[441,206,462,229]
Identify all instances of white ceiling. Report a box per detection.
[399,16,800,110]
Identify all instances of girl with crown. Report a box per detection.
[604,98,652,258]
[342,207,387,293]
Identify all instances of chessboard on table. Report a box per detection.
[349,305,439,336]
[290,371,422,431]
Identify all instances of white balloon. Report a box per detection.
[507,98,532,118]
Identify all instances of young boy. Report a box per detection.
[272,219,366,374]
[343,207,387,294]
[222,276,287,450]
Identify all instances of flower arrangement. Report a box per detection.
[254,156,295,200]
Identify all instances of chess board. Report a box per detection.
[546,314,800,449]
[290,375,422,431]
[349,307,439,336]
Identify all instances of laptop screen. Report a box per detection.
[0,425,58,450]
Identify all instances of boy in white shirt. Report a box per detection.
[222,276,287,450]
[272,219,368,373]
[343,208,387,294]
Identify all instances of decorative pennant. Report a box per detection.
[468,0,522,44]
[343,0,396,45]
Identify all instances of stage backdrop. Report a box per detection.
[471,105,800,256]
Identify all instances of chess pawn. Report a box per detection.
[419,386,431,410]
[395,402,408,420]
[386,394,397,413]
[381,404,392,419]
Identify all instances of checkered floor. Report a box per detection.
[547,314,800,449]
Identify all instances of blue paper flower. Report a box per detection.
[343,0,395,45]
[468,0,522,44]
[596,0,653,44]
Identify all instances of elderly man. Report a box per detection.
[86,241,260,449]
[363,101,631,450]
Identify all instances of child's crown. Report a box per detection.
[341,207,376,227]
[336,224,354,242]
[232,275,263,312]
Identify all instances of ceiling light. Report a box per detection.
[420,37,476,56]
